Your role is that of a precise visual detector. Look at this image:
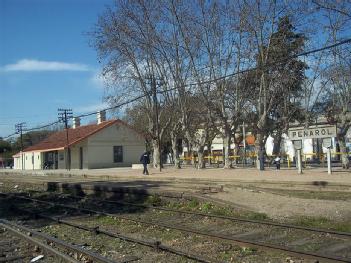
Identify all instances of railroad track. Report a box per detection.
[0,223,44,263]
[0,193,217,263]
[0,218,130,263]
[2,191,351,262]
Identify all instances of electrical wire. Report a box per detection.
[2,37,351,139]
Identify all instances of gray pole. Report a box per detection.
[242,122,246,167]
[327,148,332,175]
[297,149,302,174]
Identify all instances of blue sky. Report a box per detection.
[0,0,114,137]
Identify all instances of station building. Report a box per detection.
[13,112,146,170]
[181,130,348,163]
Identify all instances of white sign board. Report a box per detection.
[322,138,332,148]
[288,125,337,140]
[293,140,302,150]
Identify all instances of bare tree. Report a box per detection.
[322,6,351,169]
[92,0,179,169]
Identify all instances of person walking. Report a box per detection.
[140,151,150,175]
[259,147,265,171]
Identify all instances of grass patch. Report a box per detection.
[94,215,121,226]
[200,202,214,212]
[145,194,162,206]
[245,212,269,221]
[188,198,199,208]
[258,188,351,201]
[166,198,271,221]
[240,246,257,256]
[293,216,351,232]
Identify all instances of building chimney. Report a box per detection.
[97,110,106,124]
[72,117,80,129]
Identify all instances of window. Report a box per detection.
[113,146,123,163]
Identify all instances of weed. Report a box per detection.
[188,198,199,208]
[246,212,269,221]
[145,194,162,206]
[95,215,120,226]
[211,206,233,216]
[200,202,214,212]
[240,246,257,255]
[293,216,351,232]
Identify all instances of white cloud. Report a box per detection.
[2,59,90,72]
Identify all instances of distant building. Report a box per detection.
[13,113,145,170]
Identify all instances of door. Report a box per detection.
[54,151,58,169]
[79,147,83,169]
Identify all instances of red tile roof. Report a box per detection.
[21,119,143,153]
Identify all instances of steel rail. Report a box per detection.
[11,194,351,263]
[0,219,123,263]
[9,191,350,237]
[92,198,351,237]
[17,207,217,263]
[0,219,79,263]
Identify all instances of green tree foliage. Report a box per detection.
[0,139,12,154]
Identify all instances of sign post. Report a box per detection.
[323,138,333,175]
[293,140,303,174]
[289,125,336,175]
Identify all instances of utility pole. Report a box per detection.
[58,108,73,170]
[15,122,26,170]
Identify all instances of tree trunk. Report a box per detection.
[152,139,159,168]
[255,132,265,170]
[207,142,212,165]
[338,134,350,169]
[272,131,282,156]
[234,142,240,165]
[171,134,181,169]
[223,130,232,169]
[197,145,206,169]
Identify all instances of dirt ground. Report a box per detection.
[1,166,351,221]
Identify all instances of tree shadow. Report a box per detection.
[0,179,172,229]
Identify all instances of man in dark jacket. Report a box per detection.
[140,151,150,175]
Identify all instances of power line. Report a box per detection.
[2,37,351,140]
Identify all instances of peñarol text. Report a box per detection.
[288,125,337,140]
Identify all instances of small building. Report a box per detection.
[13,113,145,170]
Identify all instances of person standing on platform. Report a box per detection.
[259,147,265,171]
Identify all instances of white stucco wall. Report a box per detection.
[87,123,145,169]
[13,156,21,169]
[70,141,88,169]
[13,152,42,170]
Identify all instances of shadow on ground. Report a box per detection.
[0,179,170,229]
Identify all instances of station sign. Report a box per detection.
[288,125,337,140]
